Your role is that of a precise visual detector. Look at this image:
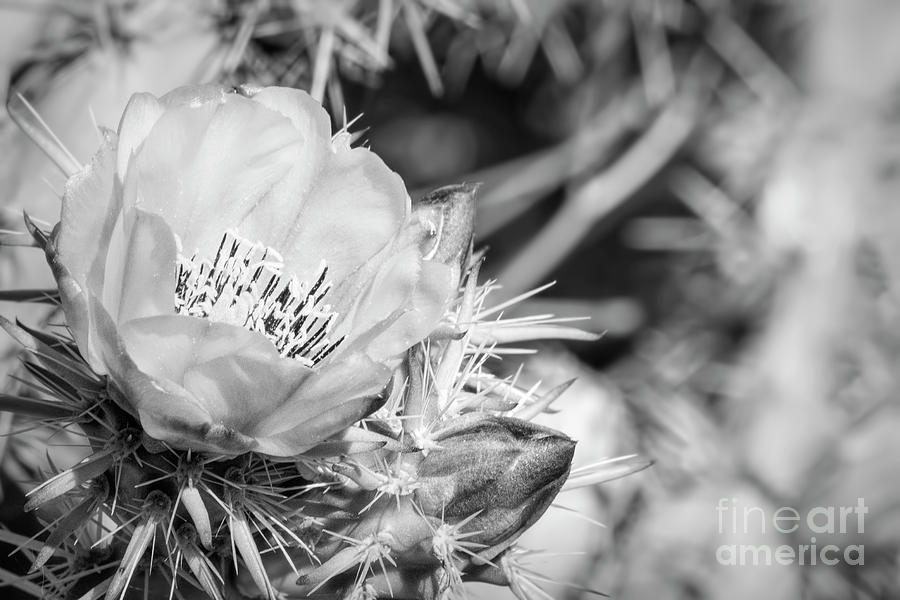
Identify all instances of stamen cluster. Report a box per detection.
[174,230,343,366]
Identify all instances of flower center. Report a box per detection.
[174,230,343,367]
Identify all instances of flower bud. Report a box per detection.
[414,183,478,268]
[414,415,575,561]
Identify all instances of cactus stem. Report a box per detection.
[227,505,275,600]
[30,482,107,572]
[178,485,213,549]
[105,491,171,600]
[304,531,397,594]
[174,525,225,600]
[25,447,115,512]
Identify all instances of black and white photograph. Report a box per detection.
[0,1,895,599]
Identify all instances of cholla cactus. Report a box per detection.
[0,84,643,600]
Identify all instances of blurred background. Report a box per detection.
[2,0,900,598]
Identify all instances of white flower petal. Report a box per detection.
[114,209,178,325]
[115,92,164,178]
[120,315,312,428]
[124,96,302,259]
[279,145,410,286]
[247,86,331,142]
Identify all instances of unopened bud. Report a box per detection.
[414,184,478,267]
[414,415,575,561]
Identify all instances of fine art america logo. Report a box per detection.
[716,498,867,566]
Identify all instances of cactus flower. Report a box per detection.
[48,84,456,456]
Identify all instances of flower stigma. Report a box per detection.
[174,229,343,366]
